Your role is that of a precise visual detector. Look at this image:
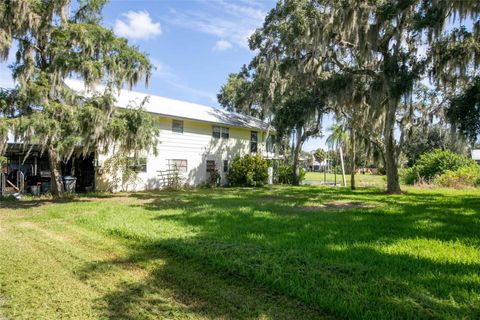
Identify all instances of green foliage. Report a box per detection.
[103,103,159,157]
[0,0,157,197]
[272,87,325,140]
[326,123,348,150]
[435,164,480,188]
[403,149,478,184]
[204,169,221,188]
[313,148,326,163]
[217,65,266,119]
[278,164,305,185]
[100,153,141,192]
[402,125,468,167]
[227,154,268,187]
[241,0,479,194]
[447,77,480,143]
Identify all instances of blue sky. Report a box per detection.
[102,0,273,106]
[0,0,329,151]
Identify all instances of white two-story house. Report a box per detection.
[66,80,276,192]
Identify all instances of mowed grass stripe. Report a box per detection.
[1,186,479,318]
[75,187,480,319]
[0,197,329,319]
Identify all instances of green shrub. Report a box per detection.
[227,154,268,187]
[204,169,221,188]
[278,165,306,184]
[401,167,417,185]
[435,164,480,188]
[403,149,477,184]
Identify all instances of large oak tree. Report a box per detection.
[220,0,479,193]
[0,0,158,197]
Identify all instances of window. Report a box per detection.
[223,160,229,173]
[221,127,229,139]
[172,120,183,133]
[266,135,276,153]
[250,131,258,153]
[127,157,147,172]
[168,159,187,173]
[212,126,229,139]
[212,126,221,138]
[206,160,216,172]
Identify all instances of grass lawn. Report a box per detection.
[1,186,479,319]
[304,172,386,188]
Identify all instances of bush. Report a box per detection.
[203,169,221,188]
[435,165,480,188]
[227,154,269,187]
[403,149,477,185]
[278,165,306,184]
[401,167,419,185]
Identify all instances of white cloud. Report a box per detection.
[114,11,162,40]
[167,0,268,49]
[213,40,232,51]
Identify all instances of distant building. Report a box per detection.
[472,149,480,164]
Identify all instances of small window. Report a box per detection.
[127,157,147,172]
[172,120,183,133]
[206,160,216,172]
[212,126,229,139]
[250,131,258,153]
[168,159,187,173]
[212,126,221,139]
[221,127,229,139]
[223,160,228,173]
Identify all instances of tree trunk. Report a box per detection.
[385,140,401,193]
[384,105,402,194]
[292,129,303,186]
[339,144,347,187]
[350,128,356,190]
[48,146,64,198]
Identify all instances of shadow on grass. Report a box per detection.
[0,192,133,210]
[80,186,480,318]
[0,198,93,210]
[78,242,332,320]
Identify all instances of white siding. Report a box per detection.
[96,115,275,192]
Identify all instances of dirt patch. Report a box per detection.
[298,201,375,211]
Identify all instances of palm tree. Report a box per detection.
[326,123,348,187]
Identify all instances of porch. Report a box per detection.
[0,144,95,197]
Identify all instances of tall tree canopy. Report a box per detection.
[0,0,158,197]
[220,0,479,193]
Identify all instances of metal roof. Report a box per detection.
[66,80,269,131]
